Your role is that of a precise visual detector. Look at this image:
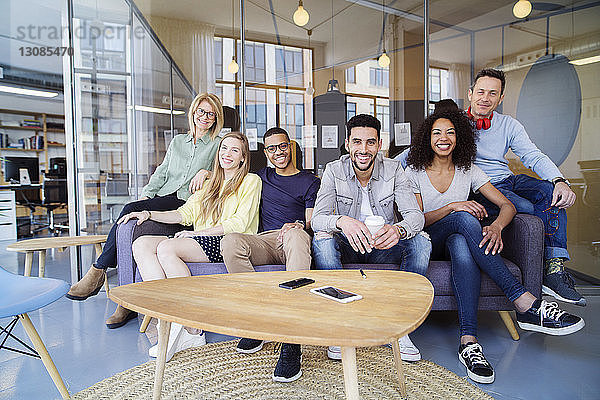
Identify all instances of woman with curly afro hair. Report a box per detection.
[405,109,579,385]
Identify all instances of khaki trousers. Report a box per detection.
[221,229,311,273]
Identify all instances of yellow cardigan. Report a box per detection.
[176,173,262,234]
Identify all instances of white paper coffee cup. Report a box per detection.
[364,215,385,236]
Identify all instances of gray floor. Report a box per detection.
[0,238,598,400]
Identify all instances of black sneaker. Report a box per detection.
[516,299,585,335]
[458,342,495,384]
[236,338,265,354]
[543,271,586,306]
[273,343,302,383]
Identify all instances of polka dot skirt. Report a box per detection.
[192,235,224,263]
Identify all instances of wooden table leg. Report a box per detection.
[38,250,47,278]
[19,314,70,399]
[140,315,152,333]
[341,346,359,400]
[24,251,34,277]
[391,338,407,397]
[153,319,171,400]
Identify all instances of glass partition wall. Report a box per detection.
[63,0,195,279]
[429,1,600,283]
[57,0,599,283]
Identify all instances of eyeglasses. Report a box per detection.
[265,142,290,153]
[195,107,216,120]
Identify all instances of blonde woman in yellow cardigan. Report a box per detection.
[118,132,261,361]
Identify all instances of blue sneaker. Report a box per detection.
[516,299,584,335]
[273,343,302,383]
[236,338,265,354]
[543,271,586,306]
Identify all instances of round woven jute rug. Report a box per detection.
[73,340,495,400]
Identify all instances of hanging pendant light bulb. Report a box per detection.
[305,29,314,95]
[378,0,390,68]
[513,0,532,18]
[228,58,239,74]
[227,0,239,75]
[293,0,310,27]
[378,52,390,68]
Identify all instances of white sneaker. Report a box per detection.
[327,346,342,360]
[148,323,206,362]
[397,335,421,361]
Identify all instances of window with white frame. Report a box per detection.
[429,67,449,113]
[276,47,303,87]
[369,67,389,88]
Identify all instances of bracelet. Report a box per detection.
[294,220,305,229]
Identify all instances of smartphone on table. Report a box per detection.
[279,277,315,290]
[310,286,362,303]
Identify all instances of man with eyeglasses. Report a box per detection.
[221,127,320,383]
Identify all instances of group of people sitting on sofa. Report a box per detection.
[66,68,585,385]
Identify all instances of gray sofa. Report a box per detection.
[116,214,543,340]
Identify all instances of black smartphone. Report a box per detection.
[279,277,315,290]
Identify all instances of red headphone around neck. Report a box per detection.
[467,107,493,130]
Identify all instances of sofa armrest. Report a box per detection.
[501,213,544,298]
[116,220,186,286]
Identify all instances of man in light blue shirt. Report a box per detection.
[465,69,583,306]
[396,70,584,306]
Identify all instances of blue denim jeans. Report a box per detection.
[312,231,431,276]
[426,211,527,338]
[473,174,569,260]
[95,195,185,269]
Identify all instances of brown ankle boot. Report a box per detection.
[65,265,106,301]
[106,305,137,329]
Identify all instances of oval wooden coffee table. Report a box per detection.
[109,270,434,400]
[7,235,108,291]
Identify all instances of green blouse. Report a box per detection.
[141,133,221,201]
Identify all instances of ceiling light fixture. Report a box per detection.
[569,55,600,66]
[131,105,185,115]
[378,0,391,68]
[0,85,59,98]
[228,0,239,75]
[306,29,315,96]
[293,0,310,27]
[378,52,390,68]
[513,0,532,18]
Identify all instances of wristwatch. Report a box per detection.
[294,220,305,229]
[394,224,407,239]
[552,177,571,187]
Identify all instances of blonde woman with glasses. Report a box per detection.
[66,93,225,330]
[119,132,262,361]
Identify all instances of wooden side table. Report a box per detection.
[6,235,109,293]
